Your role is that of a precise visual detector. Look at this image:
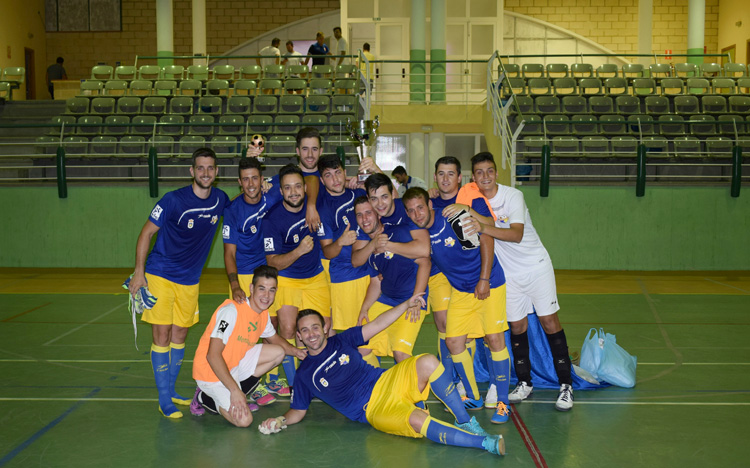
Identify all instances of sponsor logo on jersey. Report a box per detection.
[319,377,329,387]
[222,225,230,239]
[211,215,218,225]
[188,219,194,229]
[444,237,455,247]
[218,320,229,332]
[338,354,349,366]
[317,224,325,236]
[264,238,274,251]
[150,204,163,220]
[293,234,299,243]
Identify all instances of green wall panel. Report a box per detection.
[1,185,748,270]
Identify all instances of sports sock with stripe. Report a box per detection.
[451,349,480,400]
[437,332,459,384]
[428,363,470,424]
[281,338,297,386]
[419,417,485,449]
[168,342,190,404]
[489,346,511,405]
[151,344,180,417]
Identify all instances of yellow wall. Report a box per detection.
[0,0,48,100]
[45,0,340,80]
[718,0,750,64]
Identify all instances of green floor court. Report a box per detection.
[1,270,748,467]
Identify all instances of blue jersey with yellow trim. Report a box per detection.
[428,204,505,293]
[262,199,324,279]
[367,224,420,307]
[221,190,283,275]
[291,327,384,423]
[316,187,372,283]
[145,185,229,285]
[356,198,419,242]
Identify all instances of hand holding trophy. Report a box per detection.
[346,116,380,182]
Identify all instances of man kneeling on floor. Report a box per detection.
[190,265,307,426]
[259,295,505,457]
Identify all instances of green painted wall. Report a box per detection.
[1,185,748,270]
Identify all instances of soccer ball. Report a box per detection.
[250,134,265,150]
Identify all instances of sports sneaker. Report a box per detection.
[456,381,467,398]
[482,434,506,456]
[250,384,276,406]
[555,383,573,412]
[461,395,484,411]
[189,387,205,417]
[491,402,510,424]
[509,381,533,404]
[247,402,260,412]
[455,416,488,436]
[484,384,498,409]
[266,378,291,397]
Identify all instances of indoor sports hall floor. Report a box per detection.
[1,269,748,468]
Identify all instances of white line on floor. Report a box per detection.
[42,303,125,347]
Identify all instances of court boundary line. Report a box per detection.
[42,303,124,346]
[510,404,548,468]
[704,278,750,294]
[1,302,52,322]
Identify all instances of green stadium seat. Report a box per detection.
[334,78,358,94]
[162,65,184,81]
[332,95,358,114]
[700,63,722,77]
[226,95,252,114]
[232,79,257,96]
[0,82,12,100]
[91,135,118,155]
[253,95,278,113]
[518,114,542,135]
[599,114,627,134]
[689,114,717,136]
[217,115,244,135]
[267,135,297,156]
[702,95,728,114]
[279,95,305,114]
[311,64,333,79]
[287,64,309,79]
[187,115,215,136]
[581,135,610,157]
[116,96,141,115]
[149,135,175,155]
[578,77,603,96]
[728,95,750,114]
[169,96,195,115]
[546,63,569,78]
[571,114,598,135]
[63,136,88,155]
[604,77,628,95]
[615,95,640,114]
[1,67,25,86]
[131,115,157,135]
[644,95,670,114]
[284,78,307,94]
[674,63,699,78]
[90,97,116,115]
[534,96,560,113]
[154,80,177,96]
[35,135,59,155]
[239,65,262,80]
[119,135,146,155]
[179,79,203,96]
[302,115,328,134]
[705,136,734,157]
[649,63,673,79]
[274,115,301,134]
[589,96,614,114]
[595,63,619,78]
[553,77,577,95]
[65,97,89,115]
[502,77,526,96]
[737,77,750,93]
[211,135,238,155]
[48,115,77,135]
[551,136,579,157]
[621,63,645,80]
[642,135,669,157]
[561,96,587,114]
[138,65,161,81]
[104,115,130,135]
[264,64,285,78]
[673,95,699,115]
[206,79,230,96]
[197,96,223,115]
[544,114,570,135]
[306,95,330,114]
[717,114,745,135]
[672,136,702,158]
[500,63,520,78]
[527,78,552,95]
[659,78,684,96]
[610,135,638,157]
[79,80,104,97]
[104,80,128,96]
[77,115,103,136]
[129,80,153,96]
[686,78,711,95]
[158,115,185,135]
[91,65,114,80]
[570,63,594,78]
[521,63,544,78]
[259,79,283,95]
[511,95,534,114]
[723,63,747,78]
[212,64,235,81]
[114,65,136,81]
[628,114,656,135]
[519,135,545,158]
[335,64,358,79]
[186,65,210,81]
[632,78,657,96]
[657,114,686,136]
[711,78,736,95]
[247,115,272,133]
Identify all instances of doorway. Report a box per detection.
[24,48,35,100]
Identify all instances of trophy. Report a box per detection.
[346,116,380,182]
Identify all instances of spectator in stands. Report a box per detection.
[328,27,348,67]
[392,166,428,198]
[304,32,330,68]
[46,57,67,100]
[282,40,303,68]
[516,158,533,182]
[258,38,282,70]
[357,43,376,94]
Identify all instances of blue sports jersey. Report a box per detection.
[291,327,384,423]
[262,199,324,279]
[269,170,321,197]
[367,224,421,307]
[221,190,283,275]
[317,188,372,283]
[428,204,505,293]
[145,186,229,285]
[357,198,419,241]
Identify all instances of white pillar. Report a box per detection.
[687,0,705,65]
[428,132,445,180]
[192,0,207,64]
[156,0,174,67]
[409,132,426,181]
[637,0,653,67]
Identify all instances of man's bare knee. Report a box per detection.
[445,336,466,355]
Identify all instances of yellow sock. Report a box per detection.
[491,348,510,362]
[287,338,299,367]
[362,352,380,368]
[451,349,480,400]
[266,366,279,383]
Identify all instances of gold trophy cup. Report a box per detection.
[346,116,380,182]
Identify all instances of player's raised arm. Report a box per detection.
[384,228,430,259]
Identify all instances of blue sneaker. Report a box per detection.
[462,395,484,411]
[482,434,506,456]
[455,416,488,436]
[491,401,510,424]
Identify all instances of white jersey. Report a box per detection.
[487,183,552,277]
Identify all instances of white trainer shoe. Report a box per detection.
[508,381,533,404]
[555,383,574,411]
[484,384,498,409]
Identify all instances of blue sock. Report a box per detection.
[420,417,485,449]
[429,363,471,424]
[151,344,180,416]
[415,401,427,410]
[452,349,480,400]
[168,342,189,403]
[281,355,296,387]
[438,333,460,385]
[490,347,511,405]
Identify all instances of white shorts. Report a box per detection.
[505,263,560,322]
[196,344,263,412]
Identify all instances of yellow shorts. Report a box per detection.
[321,258,330,282]
[428,273,451,315]
[330,275,370,330]
[446,284,508,339]
[362,301,425,357]
[270,271,331,317]
[141,273,200,328]
[228,274,254,298]
[365,354,429,438]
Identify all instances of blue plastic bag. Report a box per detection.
[579,328,604,380]
[598,332,637,388]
